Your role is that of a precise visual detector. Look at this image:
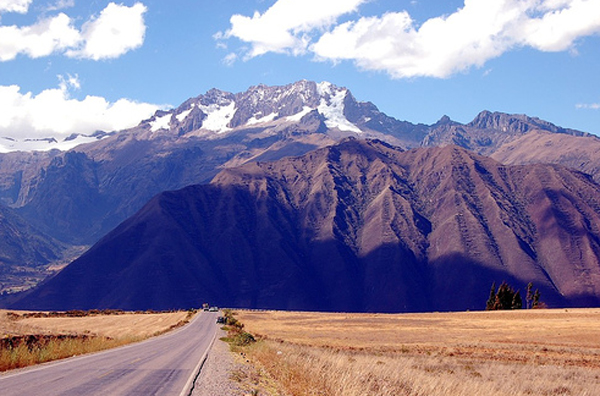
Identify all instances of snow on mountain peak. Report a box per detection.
[175,104,194,123]
[144,81,363,137]
[0,133,110,153]
[286,106,313,122]
[198,101,236,133]
[238,80,362,133]
[150,112,172,132]
[317,81,334,97]
[318,87,361,133]
[247,112,278,125]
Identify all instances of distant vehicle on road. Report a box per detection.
[208,306,218,312]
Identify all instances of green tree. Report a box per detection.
[486,281,524,310]
[512,290,523,310]
[526,282,533,309]
[532,289,541,309]
[486,282,497,311]
[493,281,515,310]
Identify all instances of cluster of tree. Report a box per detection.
[486,281,543,310]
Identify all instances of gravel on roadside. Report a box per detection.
[191,328,246,396]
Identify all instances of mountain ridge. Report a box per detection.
[8,139,600,311]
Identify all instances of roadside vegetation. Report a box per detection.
[0,308,196,372]
[0,334,138,372]
[219,309,256,348]
[232,309,600,396]
[219,310,285,396]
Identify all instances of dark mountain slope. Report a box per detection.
[9,139,600,311]
[395,147,600,309]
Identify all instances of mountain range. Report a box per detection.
[2,80,600,310]
[9,139,600,311]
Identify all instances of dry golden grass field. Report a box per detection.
[0,309,193,371]
[1,310,190,339]
[235,309,600,396]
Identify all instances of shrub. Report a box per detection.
[220,310,256,349]
[233,332,256,346]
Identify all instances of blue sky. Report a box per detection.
[1,0,599,150]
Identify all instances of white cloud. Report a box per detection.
[66,2,147,60]
[223,52,237,66]
[222,0,600,79]
[0,2,147,62]
[312,0,528,78]
[222,0,368,58]
[0,82,160,150]
[44,0,75,12]
[523,0,600,52]
[576,103,600,110]
[0,0,32,14]
[0,13,80,61]
[58,73,80,91]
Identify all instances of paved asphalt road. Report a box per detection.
[0,312,218,396]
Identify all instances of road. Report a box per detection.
[0,312,218,396]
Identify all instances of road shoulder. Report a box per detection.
[192,328,245,396]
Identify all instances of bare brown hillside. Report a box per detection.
[491,130,600,181]
[8,139,600,311]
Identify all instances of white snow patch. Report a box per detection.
[199,101,236,133]
[317,81,333,97]
[247,112,278,125]
[176,104,194,123]
[317,89,361,133]
[150,113,172,132]
[286,106,313,122]
[0,134,106,153]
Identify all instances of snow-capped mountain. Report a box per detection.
[0,80,598,247]
[139,80,426,147]
[147,81,359,134]
[0,132,112,153]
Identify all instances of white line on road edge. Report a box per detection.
[179,325,218,396]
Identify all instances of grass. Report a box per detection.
[2,309,193,339]
[0,334,140,372]
[0,308,196,372]
[234,309,600,396]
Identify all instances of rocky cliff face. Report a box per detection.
[10,139,600,312]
